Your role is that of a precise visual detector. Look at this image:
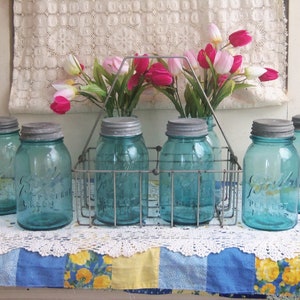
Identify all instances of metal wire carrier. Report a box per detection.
[73,55,242,228]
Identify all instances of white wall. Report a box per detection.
[0,0,299,166]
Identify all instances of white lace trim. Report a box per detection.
[1,213,299,260]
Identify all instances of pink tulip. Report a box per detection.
[229,30,252,47]
[230,55,243,73]
[183,50,198,69]
[168,57,183,76]
[208,23,222,45]
[133,53,149,74]
[63,54,83,76]
[50,96,71,114]
[103,56,129,74]
[213,51,234,74]
[259,67,279,82]
[127,73,141,90]
[197,43,216,69]
[146,62,173,86]
[217,74,228,87]
[53,86,77,101]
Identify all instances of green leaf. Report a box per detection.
[80,83,106,98]
[184,85,196,117]
[78,91,105,110]
[93,60,108,91]
[211,79,235,109]
[184,85,195,117]
[233,82,254,91]
[156,86,185,117]
[184,74,211,117]
[127,83,145,113]
[185,73,207,103]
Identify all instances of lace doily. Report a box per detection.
[9,0,288,114]
[1,212,300,261]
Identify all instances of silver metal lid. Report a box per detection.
[292,115,300,130]
[20,122,64,141]
[0,116,19,133]
[100,117,142,137]
[166,118,208,137]
[251,119,294,138]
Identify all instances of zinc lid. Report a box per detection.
[251,119,294,138]
[0,116,19,133]
[20,122,64,141]
[166,118,208,137]
[100,117,142,137]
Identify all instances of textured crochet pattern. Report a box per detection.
[9,0,288,114]
[0,205,300,260]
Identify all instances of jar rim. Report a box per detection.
[251,118,294,138]
[20,122,64,141]
[0,116,19,133]
[100,117,142,137]
[166,118,208,137]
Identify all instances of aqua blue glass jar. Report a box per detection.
[204,116,222,205]
[95,117,149,225]
[15,122,73,230]
[159,118,215,225]
[292,114,300,213]
[0,116,20,215]
[242,119,299,231]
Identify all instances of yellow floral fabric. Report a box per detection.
[63,248,300,296]
[255,256,300,296]
[64,248,160,290]
[64,250,112,289]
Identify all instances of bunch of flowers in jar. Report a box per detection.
[50,54,173,117]
[153,23,279,118]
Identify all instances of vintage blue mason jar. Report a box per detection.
[242,119,299,231]
[204,116,222,205]
[95,117,149,225]
[0,116,20,215]
[15,122,73,230]
[159,118,215,225]
[292,114,300,213]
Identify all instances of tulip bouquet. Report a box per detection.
[50,54,173,116]
[154,23,279,118]
[50,23,278,118]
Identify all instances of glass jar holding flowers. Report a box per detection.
[152,23,279,206]
[50,53,175,226]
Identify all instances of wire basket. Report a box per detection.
[73,145,241,227]
[72,55,242,228]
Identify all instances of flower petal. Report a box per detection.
[213,51,234,74]
[259,67,279,82]
[63,54,83,76]
[50,96,71,114]
[229,30,252,47]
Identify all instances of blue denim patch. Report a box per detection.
[206,247,256,294]
[16,248,67,288]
